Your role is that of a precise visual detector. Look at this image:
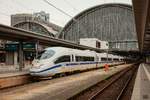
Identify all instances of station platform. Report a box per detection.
[0,71,29,78]
[0,64,30,74]
[0,64,133,100]
[131,63,150,100]
[0,71,30,89]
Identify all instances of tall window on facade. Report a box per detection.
[96,41,101,48]
[55,55,71,64]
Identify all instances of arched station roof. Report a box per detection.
[59,3,137,46]
[14,21,55,37]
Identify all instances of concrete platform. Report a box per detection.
[131,63,150,100]
[0,64,133,100]
[0,71,30,89]
[0,64,31,73]
[0,71,29,78]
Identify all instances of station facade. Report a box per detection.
[0,11,62,66]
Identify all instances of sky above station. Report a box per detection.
[0,0,132,27]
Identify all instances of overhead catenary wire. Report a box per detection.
[42,0,90,38]
[63,0,79,12]
[0,1,66,27]
[43,0,77,21]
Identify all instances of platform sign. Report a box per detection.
[23,42,36,51]
[5,42,36,51]
[5,43,18,51]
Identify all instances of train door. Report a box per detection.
[71,54,74,62]
[95,53,98,68]
[95,54,99,62]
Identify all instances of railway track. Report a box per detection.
[69,64,138,100]
[0,63,123,90]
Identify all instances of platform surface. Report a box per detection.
[0,71,29,78]
[0,64,132,100]
[131,63,150,100]
[0,70,30,89]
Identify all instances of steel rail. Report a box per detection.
[116,68,135,100]
[88,66,133,100]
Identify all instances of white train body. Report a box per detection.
[30,47,124,77]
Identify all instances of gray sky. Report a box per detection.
[0,0,132,27]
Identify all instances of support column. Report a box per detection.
[106,49,109,62]
[18,41,24,71]
[146,55,150,63]
[36,41,39,58]
[14,51,18,66]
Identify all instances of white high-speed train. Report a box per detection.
[30,47,124,77]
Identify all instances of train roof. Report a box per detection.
[44,47,124,58]
[45,47,71,51]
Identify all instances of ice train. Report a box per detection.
[30,47,124,77]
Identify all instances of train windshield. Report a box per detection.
[37,50,55,60]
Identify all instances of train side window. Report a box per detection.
[101,57,107,61]
[113,58,119,61]
[75,56,94,62]
[83,57,94,61]
[76,56,84,62]
[55,55,71,64]
[108,58,112,61]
